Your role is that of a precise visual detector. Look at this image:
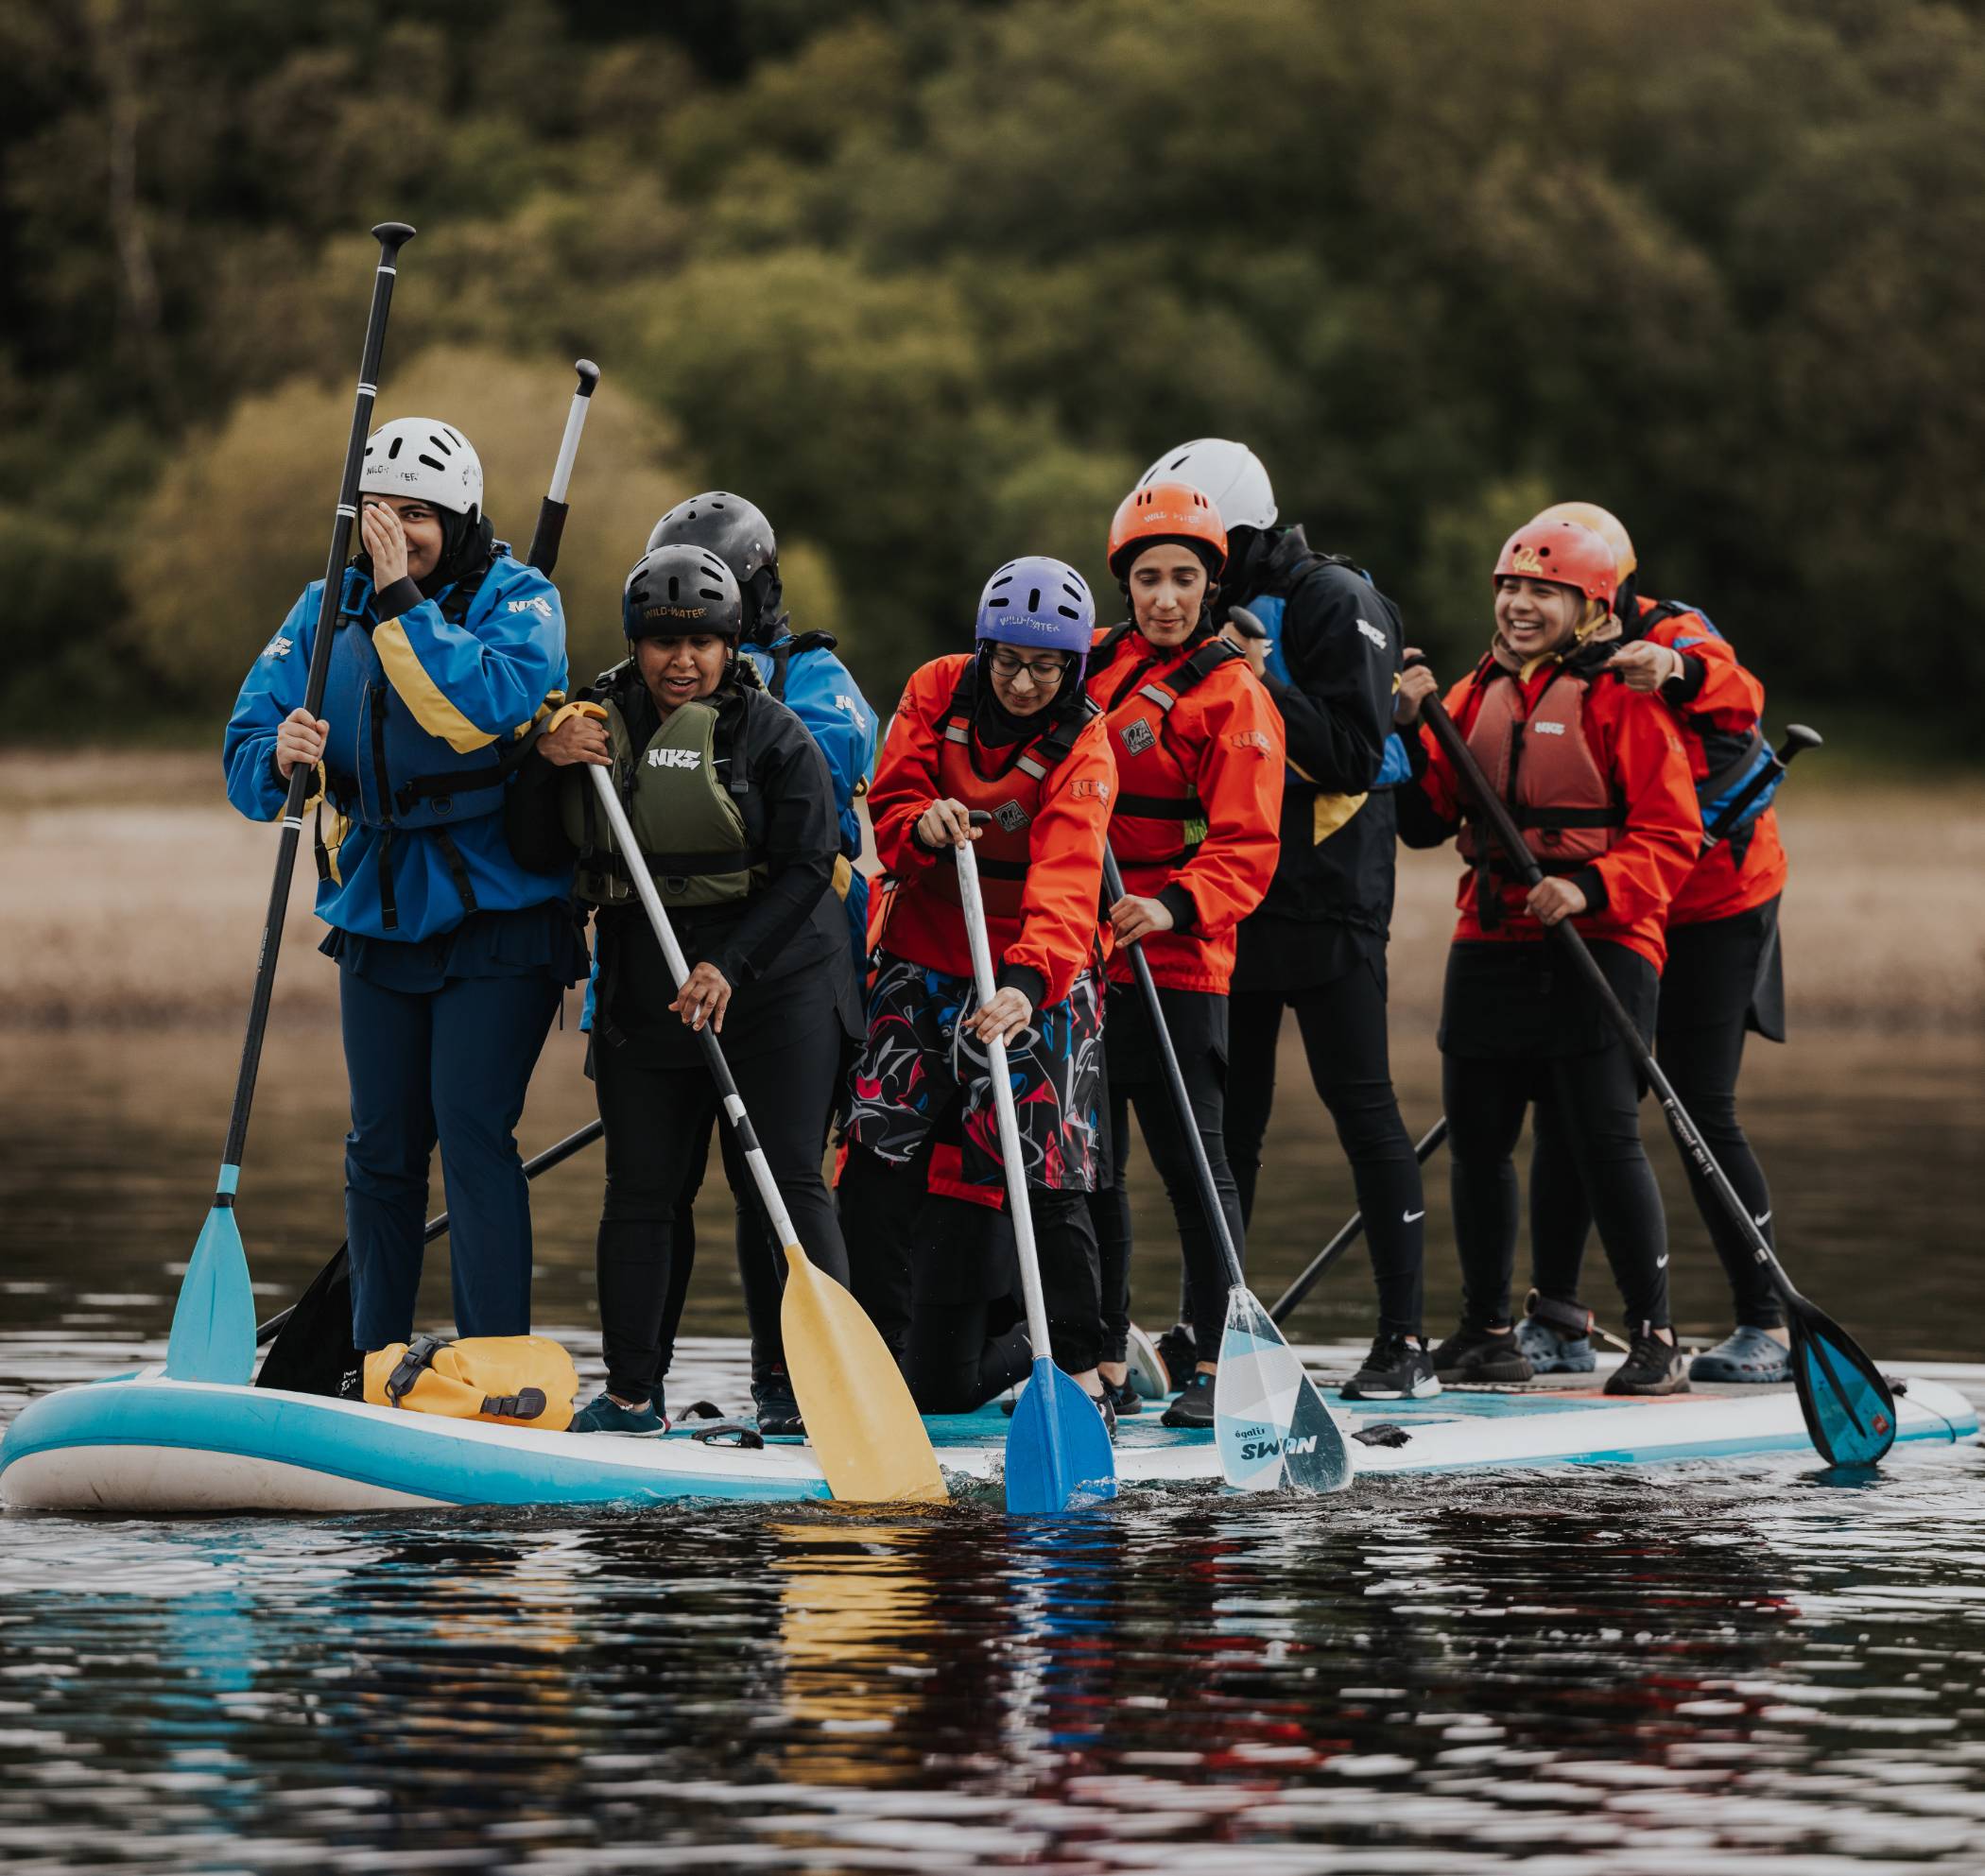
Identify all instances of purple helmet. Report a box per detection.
[974,556,1096,681]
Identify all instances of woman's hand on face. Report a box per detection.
[1526,877,1588,926]
[1109,893,1176,946]
[671,961,733,1034]
[361,500,410,587]
[915,797,978,850]
[1603,641,1681,693]
[538,713,612,767]
[1394,658,1439,726]
[274,706,329,779]
[967,986,1033,1046]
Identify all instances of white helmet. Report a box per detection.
[1138,438,1276,531]
[360,417,484,519]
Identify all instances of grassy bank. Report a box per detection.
[3,749,1980,1029]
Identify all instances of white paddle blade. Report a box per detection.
[1213,1287,1307,1491]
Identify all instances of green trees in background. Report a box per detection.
[3,0,1980,742]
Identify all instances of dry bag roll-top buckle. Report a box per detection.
[384,1333,448,1407]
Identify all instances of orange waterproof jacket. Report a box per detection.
[1402,651,1700,972]
[1083,623,1285,994]
[868,653,1116,1009]
[1632,595,1788,927]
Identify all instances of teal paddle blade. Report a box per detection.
[1005,1355,1116,1513]
[164,1197,256,1385]
[1214,1286,1352,1492]
[1789,1299,1897,1468]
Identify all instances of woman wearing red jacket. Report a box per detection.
[839,556,1118,1422]
[1393,517,1700,1396]
[1518,504,1794,1384]
[1083,483,1285,1429]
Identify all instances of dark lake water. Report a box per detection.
[2,1021,1982,1871]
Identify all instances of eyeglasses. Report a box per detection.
[988,648,1071,683]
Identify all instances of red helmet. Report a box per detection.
[1493,518,1618,608]
[1107,481,1227,580]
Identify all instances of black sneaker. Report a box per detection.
[1430,1323,1533,1385]
[1341,1334,1442,1402]
[751,1368,805,1436]
[1156,1322,1200,1392]
[1161,1369,1217,1429]
[1102,1377,1144,1417]
[1087,1387,1118,1442]
[1605,1330,1690,1396]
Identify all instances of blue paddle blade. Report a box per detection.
[164,1197,257,1385]
[1215,1287,1353,1493]
[1005,1356,1116,1514]
[1789,1301,1897,1468]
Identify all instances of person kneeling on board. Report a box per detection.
[1393,517,1699,1396]
[1082,483,1285,1429]
[839,558,1118,1427]
[224,418,584,1374]
[1515,504,1797,1386]
[507,545,860,1436]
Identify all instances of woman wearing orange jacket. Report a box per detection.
[1518,504,1794,1385]
[1083,483,1285,1429]
[839,556,1119,1421]
[1393,517,1700,1396]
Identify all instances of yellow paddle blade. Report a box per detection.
[780,1245,948,1505]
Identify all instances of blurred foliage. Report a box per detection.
[2,0,1981,743]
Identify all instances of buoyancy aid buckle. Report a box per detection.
[384,1333,449,1406]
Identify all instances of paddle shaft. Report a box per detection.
[1268,1116,1449,1327]
[524,359,598,576]
[583,766,801,1249]
[951,841,1058,1364]
[1100,846,1246,1291]
[252,1118,603,1346]
[217,223,415,1188]
[1416,689,1800,1309]
[1702,723,1821,846]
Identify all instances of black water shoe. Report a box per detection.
[1341,1334,1442,1402]
[1430,1323,1533,1385]
[1605,1331,1690,1396]
[1102,1377,1144,1417]
[752,1368,806,1437]
[1161,1369,1217,1429]
[1157,1322,1200,1392]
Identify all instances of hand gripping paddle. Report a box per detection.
[1415,684,1894,1467]
[953,840,1117,1513]
[584,758,945,1504]
[1100,847,1352,1493]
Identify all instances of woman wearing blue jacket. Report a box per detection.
[223,417,585,1362]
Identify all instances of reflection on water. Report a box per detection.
[2,1024,1982,1870]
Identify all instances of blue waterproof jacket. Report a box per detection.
[224,554,572,942]
[741,626,876,970]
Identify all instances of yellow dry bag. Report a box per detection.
[363,1334,579,1432]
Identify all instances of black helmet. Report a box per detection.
[647,491,780,635]
[622,544,744,641]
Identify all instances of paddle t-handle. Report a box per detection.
[526,358,601,575]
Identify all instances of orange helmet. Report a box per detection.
[1107,480,1227,580]
[1493,518,1618,609]
[1529,501,1636,584]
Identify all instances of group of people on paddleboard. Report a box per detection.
[225,422,1795,1438]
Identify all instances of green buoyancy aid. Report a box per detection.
[561,673,768,911]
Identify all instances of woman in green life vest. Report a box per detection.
[507,543,862,1435]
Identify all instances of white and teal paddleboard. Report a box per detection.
[2,1361,1976,1514]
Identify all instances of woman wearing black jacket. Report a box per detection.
[508,544,859,1435]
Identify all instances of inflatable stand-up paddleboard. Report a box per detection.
[3,1361,1976,1514]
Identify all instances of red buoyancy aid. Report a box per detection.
[1456,663,1625,877]
[922,662,1099,923]
[1092,622,1243,873]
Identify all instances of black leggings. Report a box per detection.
[838,1136,1103,1395]
[1529,1009,1781,1329]
[592,1014,848,1403]
[1226,960,1426,1336]
[1091,985,1241,1365]
[1444,1041,1671,1333]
